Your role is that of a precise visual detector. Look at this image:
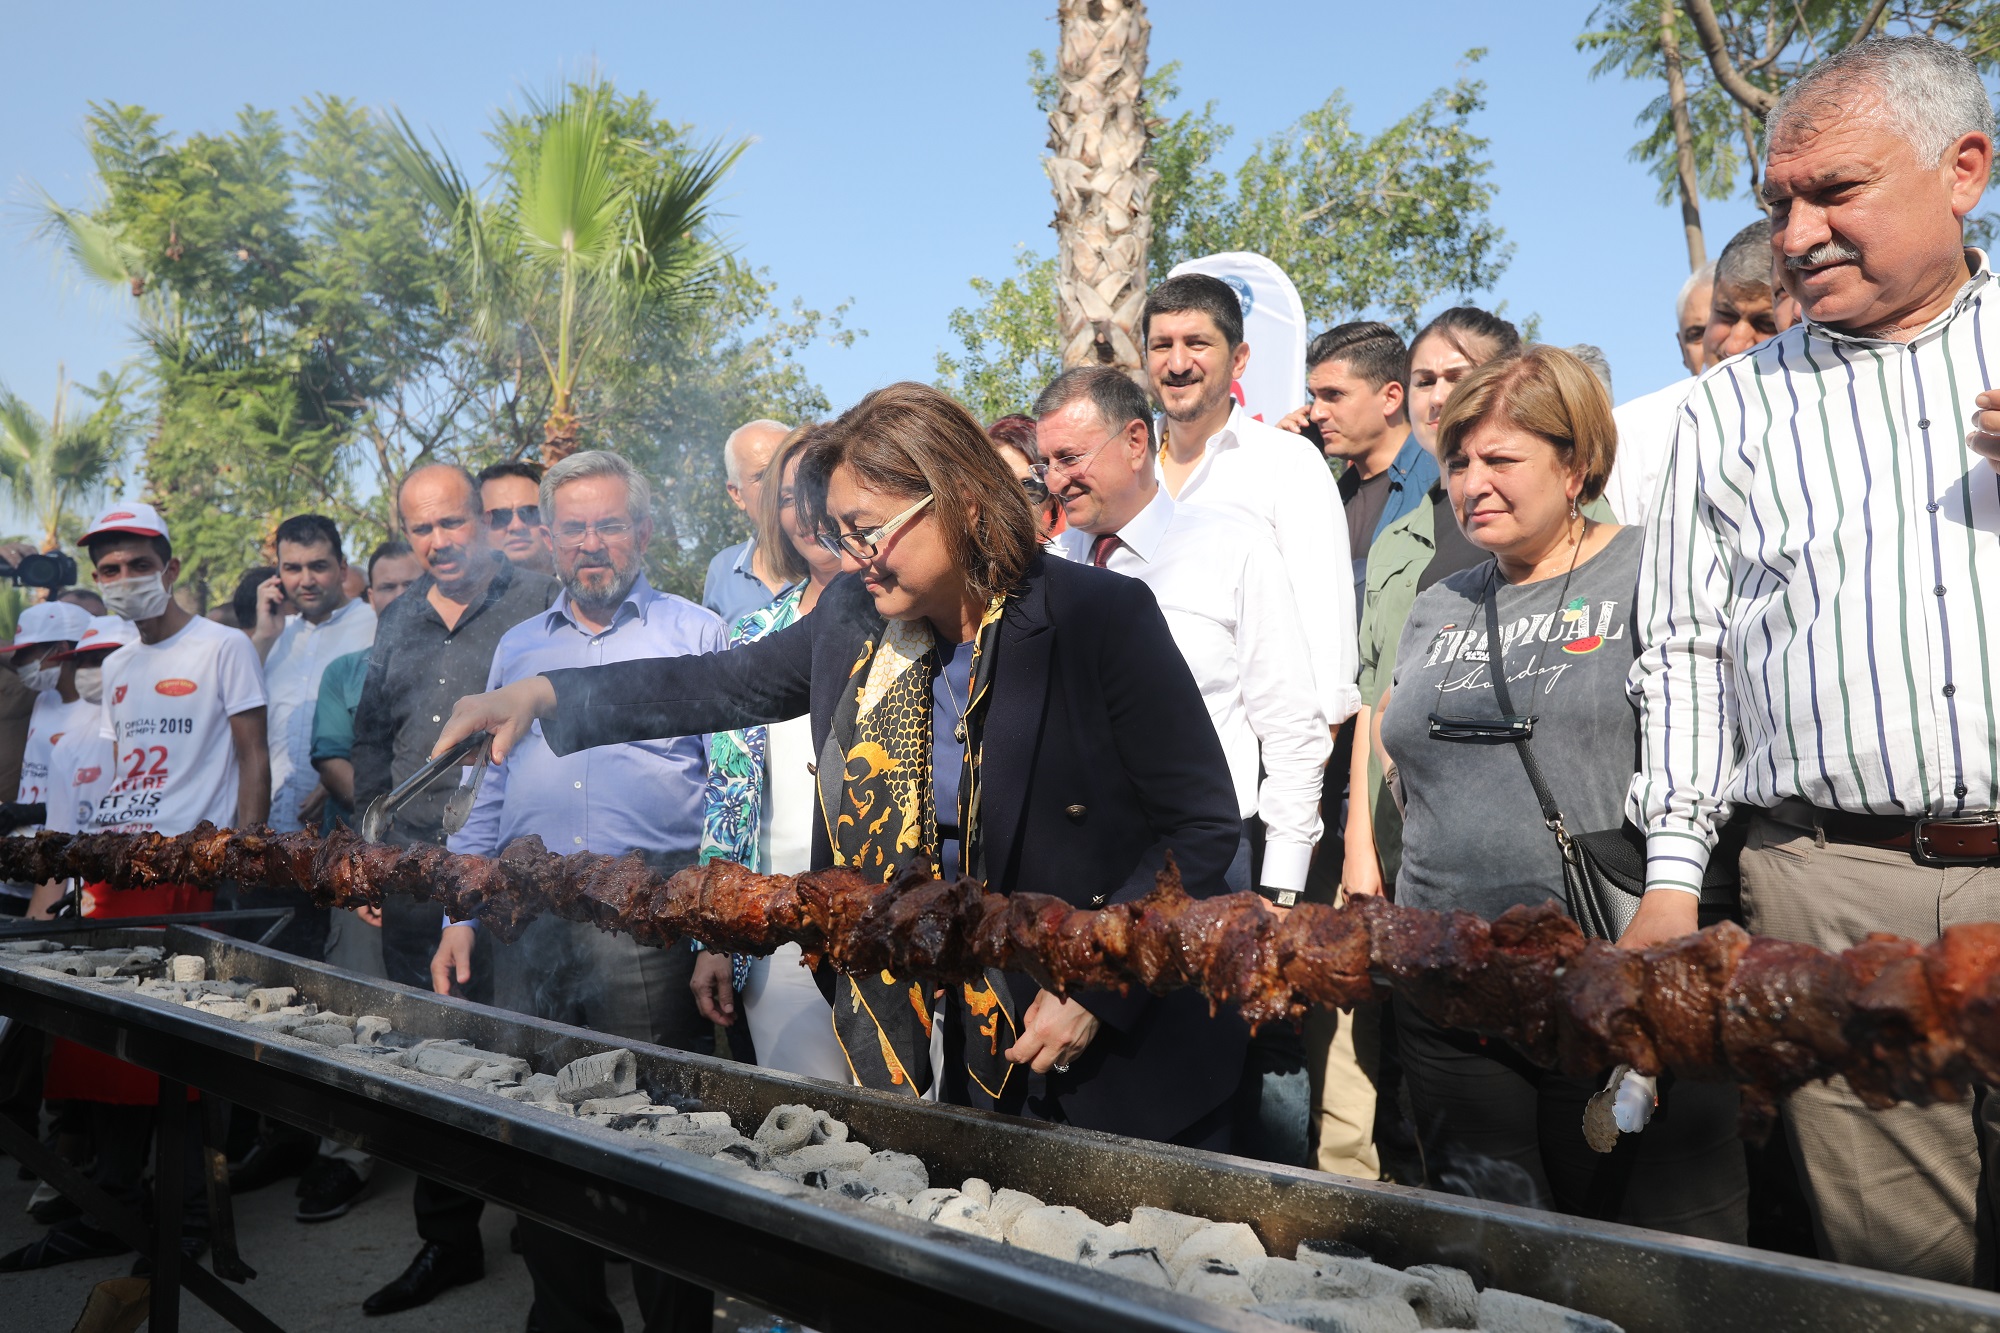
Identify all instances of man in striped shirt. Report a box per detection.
[1625,36,2000,1284]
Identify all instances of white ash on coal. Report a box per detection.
[10,943,1624,1333]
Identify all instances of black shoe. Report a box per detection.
[362,1241,484,1316]
[295,1157,368,1223]
[0,1219,131,1271]
[228,1132,316,1195]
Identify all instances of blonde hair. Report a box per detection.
[1436,345,1618,503]
[751,424,824,586]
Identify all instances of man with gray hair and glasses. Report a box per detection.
[1626,35,2000,1283]
[433,449,724,1331]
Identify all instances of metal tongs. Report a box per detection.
[360,730,493,843]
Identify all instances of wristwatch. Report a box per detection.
[1258,885,1299,909]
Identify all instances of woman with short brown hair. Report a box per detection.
[1374,345,1746,1241]
[440,381,1249,1148]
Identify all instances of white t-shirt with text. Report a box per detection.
[48,727,117,835]
[20,693,97,814]
[97,616,268,835]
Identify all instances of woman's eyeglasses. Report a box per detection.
[1427,712,1537,743]
[486,504,541,530]
[1020,474,1050,503]
[816,493,934,560]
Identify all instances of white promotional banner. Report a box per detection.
[1166,251,1309,424]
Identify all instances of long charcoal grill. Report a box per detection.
[3,924,1998,1333]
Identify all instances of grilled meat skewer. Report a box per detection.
[5,823,1994,1132]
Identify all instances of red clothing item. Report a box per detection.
[44,882,211,1104]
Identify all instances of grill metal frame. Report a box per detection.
[3,923,1997,1333]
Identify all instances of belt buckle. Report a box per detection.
[1912,813,2000,866]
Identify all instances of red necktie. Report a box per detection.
[1091,534,1122,568]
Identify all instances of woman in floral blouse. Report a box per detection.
[691,424,851,1081]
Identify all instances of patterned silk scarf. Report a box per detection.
[826,598,1019,1099]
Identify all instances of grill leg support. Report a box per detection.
[151,1078,188,1333]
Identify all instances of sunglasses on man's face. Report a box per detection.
[486,505,541,530]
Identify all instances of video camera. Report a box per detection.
[0,551,78,592]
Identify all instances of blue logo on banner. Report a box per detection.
[1223,275,1255,317]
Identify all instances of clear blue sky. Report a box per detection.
[0,1,1764,467]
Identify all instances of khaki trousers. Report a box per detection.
[1742,806,2000,1286]
[1305,1000,1381,1180]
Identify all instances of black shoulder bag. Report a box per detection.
[1478,588,1741,939]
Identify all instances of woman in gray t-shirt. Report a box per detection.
[1376,346,1745,1243]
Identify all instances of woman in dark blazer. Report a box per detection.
[438,381,1246,1148]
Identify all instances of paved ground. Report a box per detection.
[0,1155,780,1331]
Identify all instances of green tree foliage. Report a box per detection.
[0,368,138,552]
[1579,1,2000,211]
[933,248,1063,423]
[36,82,853,604]
[937,55,1510,415]
[389,82,744,459]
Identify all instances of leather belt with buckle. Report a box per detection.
[1813,807,2000,865]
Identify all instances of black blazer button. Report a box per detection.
[1065,804,1087,822]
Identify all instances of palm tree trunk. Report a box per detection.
[544,236,581,463]
[1661,0,1706,270]
[1048,0,1153,379]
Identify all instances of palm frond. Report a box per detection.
[510,98,624,266]
[33,193,145,292]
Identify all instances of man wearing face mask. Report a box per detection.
[0,601,94,914]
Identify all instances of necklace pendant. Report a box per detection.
[953,719,968,744]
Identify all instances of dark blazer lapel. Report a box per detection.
[976,563,1053,889]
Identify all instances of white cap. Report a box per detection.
[0,601,94,654]
[82,501,170,543]
[50,615,140,662]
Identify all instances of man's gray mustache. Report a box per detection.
[1786,239,1862,270]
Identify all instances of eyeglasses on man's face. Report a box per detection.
[486,504,542,530]
[1030,424,1134,486]
[816,493,934,561]
[553,517,637,549]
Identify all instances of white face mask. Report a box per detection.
[75,665,103,705]
[100,573,171,622]
[12,661,57,693]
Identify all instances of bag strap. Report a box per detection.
[1482,590,1570,838]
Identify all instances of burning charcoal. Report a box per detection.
[858,1149,928,1198]
[294,1022,356,1048]
[556,1049,637,1104]
[754,1104,818,1153]
[958,1177,993,1207]
[1093,1246,1171,1289]
[578,1092,651,1116]
[1251,1257,1327,1303]
[773,1142,870,1176]
[247,1007,314,1033]
[1126,1205,1210,1258]
[354,1016,393,1046]
[1404,1265,1478,1329]
[984,1189,1044,1235]
[900,1187,962,1222]
[1476,1288,1623,1333]
[245,987,297,1014]
[195,999,252,1021]
[807,1111,847,1144]
[1166,1221,1267,1287]
[1007,1205,1108,1262]
[714,1140,770,1171]
[931,1196,996,1237]
[413,1045,489,1081]
[1297,1253,1440,1310]
[168,955,205,983]
[1253,1298,1423,1332]
[1180,1258,1257,1304]
[1298,1238,1374,1263]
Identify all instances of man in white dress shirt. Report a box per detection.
[1037,365,1331,1167]
[1141,273,1359,735]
